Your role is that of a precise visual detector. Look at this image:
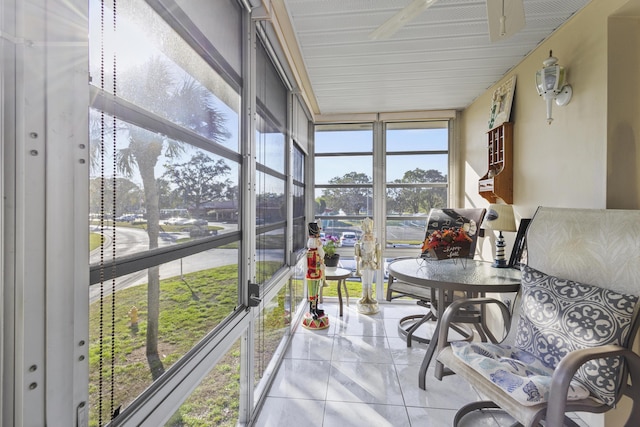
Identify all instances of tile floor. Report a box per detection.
[252,300,591,427]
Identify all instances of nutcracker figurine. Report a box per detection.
[355,217,381,314]
[302,221,330,329]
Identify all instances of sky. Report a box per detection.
[89,0,241,189]
[315,128,449,184]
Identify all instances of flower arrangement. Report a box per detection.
[323,235,341,267]
[421,227,473,260]
[323,235,340,257]
[422,227,472,251]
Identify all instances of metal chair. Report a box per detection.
[436,207,640,427]
[386,271,436,345]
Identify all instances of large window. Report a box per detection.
[255,39,288,285]
[385,121,449,248]
[292,144,307,252]
[313,123,373,290]
[314,123,373,241]
[314,120,449,256]
[88,0,245,424]
[6,0,331,425]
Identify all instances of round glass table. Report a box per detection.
[387,258,521,389]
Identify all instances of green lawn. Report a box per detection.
[321,278,381,299]
[89,265,241,426]
[89,233,103,251]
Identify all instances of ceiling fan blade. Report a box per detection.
[486,0,525,42]
[369,0,438,40]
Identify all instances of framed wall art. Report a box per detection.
[488,75,516,129]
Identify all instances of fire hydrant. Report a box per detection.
[128,306,138,327]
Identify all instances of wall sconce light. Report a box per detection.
[535,50,572,124]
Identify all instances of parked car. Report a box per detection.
[164,217,189,225]
[115,214,137,222]
[339,232,358,247]
[131,214,147,225]
[184,218,208,226]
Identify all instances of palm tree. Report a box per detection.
[93,56,230,379]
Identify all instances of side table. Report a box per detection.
[322,268,351,316]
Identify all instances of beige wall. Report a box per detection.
[463,0,631,215]
[608,11,640,209]
[461,1,640,425]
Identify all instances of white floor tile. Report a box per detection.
[396,364,481,409]
[323,401,410,427]
[331,335,393,364]
[406,406,456,426]
[327,361,404,405]
[407,406,500,427]
[333,310,387,337]
[253,397,324,427]
[267,359,331,401]
[376,302,429,319]
[387,336,428,366]
[284,331,334,361]
[488,410,595,427]
[253,301,522,427]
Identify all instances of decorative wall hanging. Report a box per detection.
[488,75,516,129]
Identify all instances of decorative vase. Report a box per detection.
[324,253,340,268]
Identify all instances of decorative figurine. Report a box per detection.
[302,221,330,329]
[355,217,381,314]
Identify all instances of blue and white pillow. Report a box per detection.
[451,265,638,406]
[515,265,638,405]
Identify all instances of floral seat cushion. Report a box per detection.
[451,342,590,405]
[452,265,638,406]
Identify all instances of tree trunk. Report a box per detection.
[146,265,164,380]
[135,139,165,379]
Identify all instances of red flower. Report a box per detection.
[422,227,471,251]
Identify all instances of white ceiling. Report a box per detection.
[279,0,592,115]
